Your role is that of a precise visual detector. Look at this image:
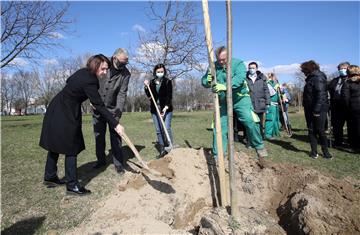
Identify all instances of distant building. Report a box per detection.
[26,98,46,115]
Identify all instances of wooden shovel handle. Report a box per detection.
[145,83,173,148]
[120,131,149,170]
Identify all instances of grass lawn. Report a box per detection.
[1,110,359,234]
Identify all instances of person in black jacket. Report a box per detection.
[328,62,350,147]
[39,54,124,196]
[343,65,360,152]
[92,48,131,175]
[144,64,173,158]
[301,60,332,159]
[246,62,270,139]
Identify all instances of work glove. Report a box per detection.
[207,72,213,84]
[212,83,226,93]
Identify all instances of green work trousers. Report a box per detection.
[212,96,264,157]
[265,104,280,138]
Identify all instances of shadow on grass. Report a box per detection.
[203,148,221,207]
[184,140,202,150]
[3,123,42,129]
[141,173,175,194]
[267,139,309,155]
[77,145,144,186]
[290,133,309,143]
[1,216,45,235]
[291,128,307,132]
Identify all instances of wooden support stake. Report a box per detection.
[226,0,238,217]
[201,0,228,207]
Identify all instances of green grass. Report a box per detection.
[1,110,359,234]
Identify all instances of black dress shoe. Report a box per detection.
[93,161,106,169]
[66,185,91,196]
[43,177,66,188]
[115,166,125,175]
[157,150,168,159]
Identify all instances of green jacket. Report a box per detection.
[267,80,280,103]
[201,58,248,103]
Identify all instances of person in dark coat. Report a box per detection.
[328,62,350,147]
[39,54,125,196]
[246,61,270,138]
[144,64,173,158]
[301,60,332,159]
[343,65,360,152]
[92,48,131,175]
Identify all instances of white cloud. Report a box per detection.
[259,63,337,76]
[43,59,58,65]
[320,64,337,74]
[132,24,146,33]
[260,63,301,75]
[9,58,29,67]
[49,32,65,39]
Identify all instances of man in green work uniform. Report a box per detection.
[265,73,281,139]
[201,46,268,161]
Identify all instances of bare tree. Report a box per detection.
[134,1,206,80]
[125,68,150,112]
[38,65,62,109]
[1,1,72,68]
[1,72,17,115]
[174,74,211,111]
[293,71,306,111]
[37,54,90,110]
[13,70,40,114]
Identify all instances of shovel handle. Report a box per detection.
[120,131,149,170]
[145,83,173,148]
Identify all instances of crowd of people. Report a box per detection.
[38,46,359,196]
[202,48,359,163]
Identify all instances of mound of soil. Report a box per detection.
[66,148,360,235]
[233,152,360,234]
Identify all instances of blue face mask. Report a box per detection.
[339,69,347,77]
[249,68,256,75]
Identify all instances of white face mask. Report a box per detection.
[156,72,164,78]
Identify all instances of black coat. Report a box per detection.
[246,71,270,113]
[344,76,360,114]
[328,76,347,106]
[94,65,131,119]
[39,68,118,155]
[303,70,329,114]
[144,77,173,114]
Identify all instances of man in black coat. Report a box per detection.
[301,60,332,159]
[328,62,350,147]
[245,62,270,138]
[92,48,131,174]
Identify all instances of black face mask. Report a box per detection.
[114,58,127,70]
[114,58,126,70]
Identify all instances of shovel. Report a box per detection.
[120,131,162,177]
[145,83,173,153]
